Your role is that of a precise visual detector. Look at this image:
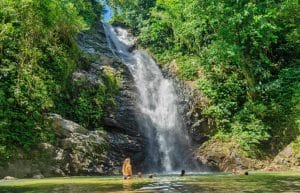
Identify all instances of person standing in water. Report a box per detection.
[122,158,133,179]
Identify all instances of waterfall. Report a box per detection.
[103,23,193,172]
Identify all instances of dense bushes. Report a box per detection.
[72,66,120,129]
[109,0,300,156]
[0,0,103,163]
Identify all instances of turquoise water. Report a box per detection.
[0,172,299,193]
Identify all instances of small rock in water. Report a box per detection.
[3,176,17,180]
[33,174,44,179]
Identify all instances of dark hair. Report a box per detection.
[180,170,185,176]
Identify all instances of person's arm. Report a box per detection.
[122,164,125,175]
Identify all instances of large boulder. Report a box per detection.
[0,115,109,178]
[2,176,17,181]
[265,138,300,171]
[196,139,266,172]
[48,114,88,137]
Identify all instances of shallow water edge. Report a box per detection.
[0,172,299,193]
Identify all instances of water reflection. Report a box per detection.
[122,180,133,193]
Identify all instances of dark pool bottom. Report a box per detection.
[0,172,300,193]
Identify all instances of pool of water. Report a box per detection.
[0,172,299,193]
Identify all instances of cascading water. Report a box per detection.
[103,23,193,172]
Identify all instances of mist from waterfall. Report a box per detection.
[103,23,193,172]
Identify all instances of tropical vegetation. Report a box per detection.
[0,0,118,164]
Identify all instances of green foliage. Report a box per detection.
[72,67,120,129]
[177,56,198,81]
[139,17,174,52]
[112,0,300,156]
[292,136,300,154]
[73,89,105,129]
[231,102,270,155]
[109,0,156,33]
[0,0,103,162]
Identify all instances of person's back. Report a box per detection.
[122,158,132,179]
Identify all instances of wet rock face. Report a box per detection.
[75,23,144,171]
[107,66,141,138]
[76,23,140,136]
[72,23,144,174]
[162,69,211,145]
[104,131,144,173]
